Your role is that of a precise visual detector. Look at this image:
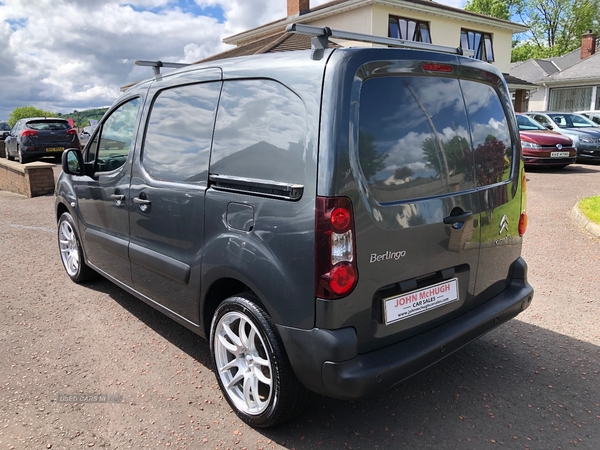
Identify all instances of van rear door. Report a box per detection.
[319,52,524,354]
[349,69,483,353]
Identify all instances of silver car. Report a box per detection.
[525,112,600,162]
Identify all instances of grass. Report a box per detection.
[578,196,600,225]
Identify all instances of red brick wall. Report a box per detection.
[287,0,310,17]
[581,32,597,60]
[0,160,55,197]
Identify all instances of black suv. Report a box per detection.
[55,25,534,427]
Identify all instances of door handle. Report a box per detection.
[133,196,151,212]
[110,193,125,207]
[443,211,473,224]
[133,197,151,205]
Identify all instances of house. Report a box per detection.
[199,0,534,111]
[510,31,600,112]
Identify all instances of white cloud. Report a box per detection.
[0,0,469,121]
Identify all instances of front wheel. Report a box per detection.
[210,295,312,428]
[57,212,96,283]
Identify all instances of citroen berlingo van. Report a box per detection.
[55,25,534,427]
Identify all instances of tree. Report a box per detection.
[465,0,600,62]
[511,41,553,62]
[464,0,515,20]
[8,106,57,127]
[358,130,388,182]
[514,0,600,58]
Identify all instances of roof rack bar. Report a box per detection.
[135,60,190,76]
[285,23,474,57]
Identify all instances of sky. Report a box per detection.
[0,0,466,122]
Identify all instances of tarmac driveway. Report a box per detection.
[0,164,599,449]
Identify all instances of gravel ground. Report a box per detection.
[0,163,599,449]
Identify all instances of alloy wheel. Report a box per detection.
[59,220,80,277]
[213,311,273,416]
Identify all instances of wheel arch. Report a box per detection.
[56,201,70,223]
[202,277,261,338]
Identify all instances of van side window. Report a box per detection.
[142,82,221,183]
[210,80,307,184]
[460,80,513,186]
[88,98,140,172]
[358,76,474,203]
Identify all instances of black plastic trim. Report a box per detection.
[209,174,304,201]
[129,243,191,285]
[84,228,128,260]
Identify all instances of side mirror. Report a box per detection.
[62,149,83,175]
[62,148,95,177]
[543,124,553,130]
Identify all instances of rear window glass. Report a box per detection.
[358,76,475,203]
[460,79,513,187]
[26,121,70,131]
[358,76,513,203]
[0,123,9,131]
[210,79,307,184]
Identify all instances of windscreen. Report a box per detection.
[517,114,545,131]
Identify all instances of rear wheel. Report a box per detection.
[57,212,96,283]
[210,295,312,428]
[17,146,27,164]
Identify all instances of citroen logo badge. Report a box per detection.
[499,214,509,235]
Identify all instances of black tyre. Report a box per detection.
[6,145,14,161]
[210,294,312,428]
[17,146,27,164]
[57,212,96,283]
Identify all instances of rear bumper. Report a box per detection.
[278,257,534,400]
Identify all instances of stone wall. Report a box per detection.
[0,159,55,197]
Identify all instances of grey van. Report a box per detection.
[55,25,534,427]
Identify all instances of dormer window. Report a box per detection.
[460,29,494,62]
[388,16,431,43]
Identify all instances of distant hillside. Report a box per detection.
[57,108,109,128]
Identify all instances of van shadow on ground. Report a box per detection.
[87,276,599,449]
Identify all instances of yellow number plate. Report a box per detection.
[46,147,64,152]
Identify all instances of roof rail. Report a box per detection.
[285,23,474,60]
[135,60,190,76]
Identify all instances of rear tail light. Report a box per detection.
[66,129,77,135]
[21,130,38,137]
[519,168,527,236]
[518,212,528,236]
[316,196,358,299]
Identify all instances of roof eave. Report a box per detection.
[507,82,538,90]
[543,77,600,86]
[224,0,528,46]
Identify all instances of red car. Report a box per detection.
[516,113,576,168]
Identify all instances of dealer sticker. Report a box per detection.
[383,278,459,325]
